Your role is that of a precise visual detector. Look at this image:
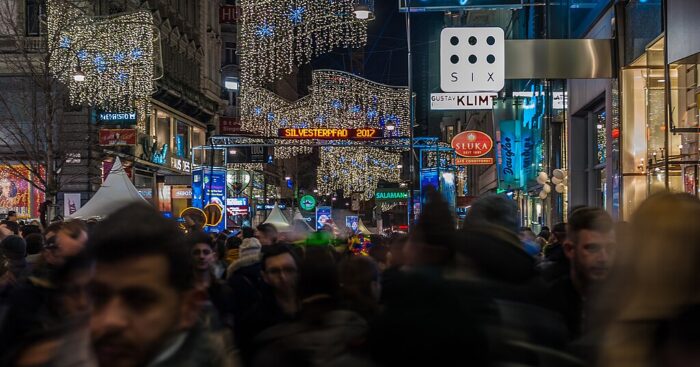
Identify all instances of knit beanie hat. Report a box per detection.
[239,238,262,259]
[2,235,27,260]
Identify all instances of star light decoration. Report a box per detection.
[317,146,401,200]
[240,0,369,85]
[47,0,159,123]
[242,70,410,140]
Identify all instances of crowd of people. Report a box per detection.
[0,191,699,367]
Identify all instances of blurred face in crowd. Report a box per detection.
[61,266,95,316]
[191,243,215,272]
[56,228,88,258]
[256,230,276,246]
[262,253,298,295]
[565,229,616,287]
[89,255,199,367]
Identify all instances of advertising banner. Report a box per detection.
[99,129,137,146]
[0,165,44,218]
[202,167,227,233]
[192,169,204,209]
[520,86,545,186]
[451,130,494,166]
[316,206,332,230]
[497,120,521,190]
[220,116,241,134]
[346,216,359,233]
[171,186,192,199]
[63,193,81,217]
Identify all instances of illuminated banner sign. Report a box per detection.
[95,110,137,125]
[375,189,409,202]
[399,0,523,12]
[278,128,383,140]
[451,131,494,161]
[456,157,495,165]
[431,93,497,110]
[99,129,137,146]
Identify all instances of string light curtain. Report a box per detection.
[239,0,369,85]
[317,145,401,200]
[242,70,411,139]
[47,0,159,115]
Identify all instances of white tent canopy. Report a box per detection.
[262,203,291,231]
[292,211,315,232]
[357,218,372,235]
[69,157,147,219]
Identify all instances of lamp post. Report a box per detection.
[405,0,415,229]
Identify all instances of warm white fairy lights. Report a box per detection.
[317,146,401,200]
[242,70,411,140]
[47,0,158,113]
[240,0,369,84]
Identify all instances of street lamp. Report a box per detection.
[353,1,374,20]
[385,120,396,131]
[72,66,86,82]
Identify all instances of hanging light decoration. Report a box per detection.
[317,145,401,200]
[242,70,411,141]
[47,0,160,117]
[239,0,369,85]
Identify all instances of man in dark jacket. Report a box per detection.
[547,207,615,339]
[538,222,569,282]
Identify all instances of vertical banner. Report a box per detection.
[192,168,204,209]
[346,216,359,233]
[316,206,332,230]
[497,120,521,190]
[520,85,545,185]
[63,193,82,217]
[202,167,227,233]
[440,172,456,214]
[420,169,439,204]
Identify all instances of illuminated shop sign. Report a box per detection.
[170,157,191,173]
[95,110,137,124]
[278,128,383,140]
[451,130,494,165]
[375,189,409,202]
[431,93,497,110]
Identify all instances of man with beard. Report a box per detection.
[547,207,615,339]
[88,204,231,367]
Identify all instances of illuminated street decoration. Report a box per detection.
[240,0,369,84]
[278,128,383,140]
[317,146,401,200]
[47,0,159,121]
[242,70,410,141]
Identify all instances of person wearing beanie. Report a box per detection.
[227,237,265,342]
[0,235,30,289]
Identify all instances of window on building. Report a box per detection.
[0,0,18,36]
[192,127,205,148]
[155,111,171,158]
[224,42,237,65]
[25,0,42,36]
[175,120,190,159]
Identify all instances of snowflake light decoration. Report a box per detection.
[47,0,160,113]
[240,0,369,85]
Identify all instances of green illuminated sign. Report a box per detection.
[375,189,409,202]
[300,195,317,211]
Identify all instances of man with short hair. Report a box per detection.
[538,222,569,282]
[88,204,230,367]
[237,245,299,364]
[6,210,17,223]
[547,207,615,339]
[256,223,278,246]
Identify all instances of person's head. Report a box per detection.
[339,256,381,303]
[52,251,95,316]
[463,194,519,234]
[1,235,26,261]
[551,222,567,243]
[226,236,242,250]
[88,204,199,367]
[24,233,44,255]
[406,187,456,267]
[297,246,338,300]
[256,223,278,246]
[1,220,19,235]
[564,207,615,289]
[48,220,88,264]
[537,226,551,240]
[186,232,216,272]
[239,237,262,260]
[240,226,255,239]
[387,233,408,268]
[6,210,17,222]
[44,221,64,240]
[519,227,536,243]
[368,244,390,272]
[21,224,41,238]
[261,245,299,296]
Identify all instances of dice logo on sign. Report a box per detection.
[440,27,505,93]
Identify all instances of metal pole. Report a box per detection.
[406,0,415,229]
[663,0,671,190]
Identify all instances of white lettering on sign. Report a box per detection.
[430,93,497,110]
[99,112,136,121]
[170,157,192,173]
[440,27,505,93]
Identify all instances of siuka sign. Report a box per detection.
[451,130,494,165]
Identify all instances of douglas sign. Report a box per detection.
[451,130,494,165]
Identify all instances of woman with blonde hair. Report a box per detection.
[599,193,700,367]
